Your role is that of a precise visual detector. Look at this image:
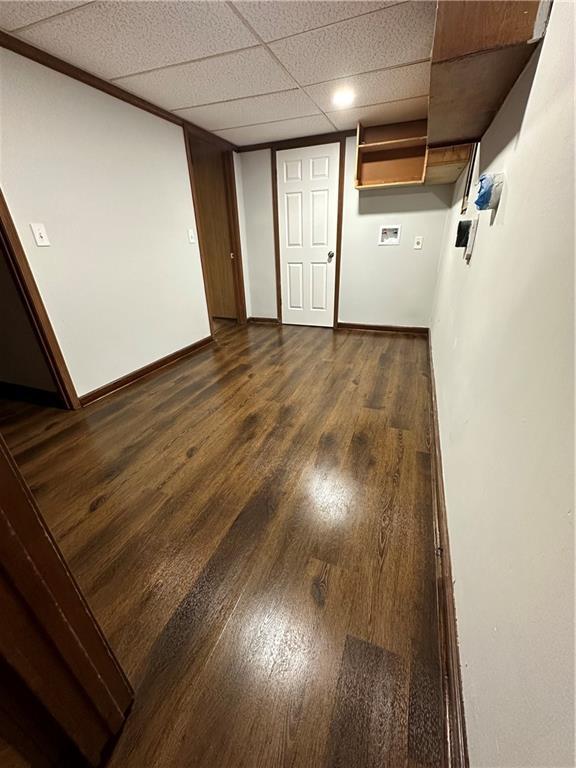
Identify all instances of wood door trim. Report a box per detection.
[271,150,282,322]
[0,189,80,410]
[273,141,346,328]
[0,31,234,151]
[0,434,133,765]
[183,128,215,337]
[336,322,429,337]
[333,138,346,328]
[223,152,247,324]
[237,129,356,153]
[79,335,213,406]
[428,335,469,767]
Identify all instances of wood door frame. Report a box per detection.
[0,190,80,410]
[271,136,347,328]
[185,131,247,326]
[223,152,247,324]
[0,433,133,765]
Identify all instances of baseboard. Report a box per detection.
[0,381,64,408]
[428,335,469,767]
[336,321,429,337]
[247,317,280,325]
[79,336,213,406]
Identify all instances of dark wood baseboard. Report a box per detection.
[247,317,280,325]
[336,321,429,337]
[0,381,65,408]
[79,336,213,406]
[428,335,469,767]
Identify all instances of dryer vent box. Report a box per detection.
[378,225,401,246]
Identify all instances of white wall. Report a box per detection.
[233,150,277,319]
[339,136,452,327]
[431,2,575,764]
[0,50,210,397]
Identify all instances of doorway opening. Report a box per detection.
[186,135,246,328]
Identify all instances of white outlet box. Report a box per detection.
[30,222,50,247]
[414,235,423,249]
[188,228,197,244]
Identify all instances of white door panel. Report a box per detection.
[277,143,340,327]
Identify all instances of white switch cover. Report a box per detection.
[414,236,423,250]
[187,228,197,245]
[30,222,50,247]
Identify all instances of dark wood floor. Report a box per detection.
[0,322,443,767]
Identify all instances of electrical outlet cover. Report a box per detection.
[30,222,50,247]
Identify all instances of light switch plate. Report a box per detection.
[30,222,50,247]
[414,236,423,249]
[187,228,197,245]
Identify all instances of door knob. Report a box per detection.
[327,250,335,262]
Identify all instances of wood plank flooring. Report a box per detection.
[0,322,443,767]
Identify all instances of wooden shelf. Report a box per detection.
[355,120,428,190]
[425,144,473,185]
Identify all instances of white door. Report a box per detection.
[277,143,340,327]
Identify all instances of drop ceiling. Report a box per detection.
[0,0,437,146]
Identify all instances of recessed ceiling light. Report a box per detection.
[332,87,355,109]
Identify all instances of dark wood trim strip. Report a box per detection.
[0,31,234,152]
[247,316,280,325]
[333,137,346,328]
[79,336,213,406]
[237,129,356,153]
[270,150,282,323]
[0,190,80,410]
[183,128,215,338]
[336,321,429,337]
[223,152,247,324]
[427,334,469,767]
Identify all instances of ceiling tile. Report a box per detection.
[0,1,89,31]
[215,114,335,146]
[17,1,259,79]
[174,90,320,131]
[232,1,394,42]
[326,96,429,130]
[269,2,436,86]
[305,61,430,113]
[115,47,295,111]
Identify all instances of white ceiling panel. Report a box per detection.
[17,1,259,79]
[269,2,436,85]
[305,61,430,113]
[115,47,295,111]
[326,96,429,130]
[232,0,394,42]
[215,114,335,146]
[0,1,90,31]
[174,90,320,131]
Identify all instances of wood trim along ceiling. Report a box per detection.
[336,322,429,337]
[79,336,213,406]
[427,334,469,767]
[0,189,80,410]
[238,130,357,154]
[0,31,234,152]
